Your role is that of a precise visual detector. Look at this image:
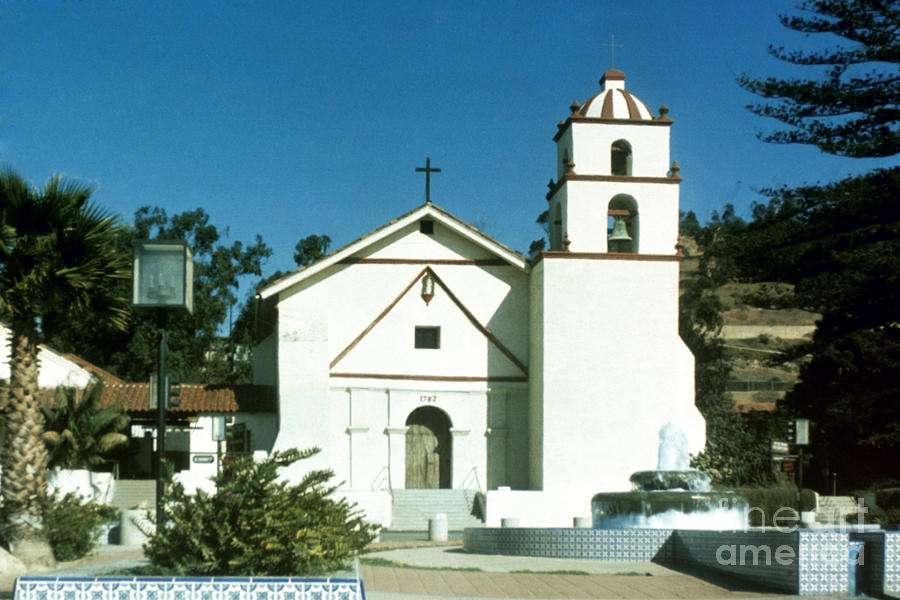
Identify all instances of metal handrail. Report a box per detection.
[371,465,390,491]
[460,466,482,492]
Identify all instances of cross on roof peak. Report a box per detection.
[415,157,441,204]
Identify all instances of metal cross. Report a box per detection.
[602,35,623,68]
[415,157,441,203]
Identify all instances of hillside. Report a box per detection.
[679,237,819,411]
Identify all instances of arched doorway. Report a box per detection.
[405,406,452,489]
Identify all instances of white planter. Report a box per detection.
[120,509,154,546]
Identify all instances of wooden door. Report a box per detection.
[405,406,452,489]
[406,423,440,488]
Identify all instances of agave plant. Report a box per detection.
[42,381,130,470]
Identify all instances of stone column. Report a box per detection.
[385,427,409,489]
[450,428,471,489]
[345,426,369,489]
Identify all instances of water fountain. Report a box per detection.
[464,425,861,596]
[591,423,748,530]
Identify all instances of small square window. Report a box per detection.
[415,326,440,349]
[419,220,434,234]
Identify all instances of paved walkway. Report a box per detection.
[0,543,814,600]
[360,545,791,599]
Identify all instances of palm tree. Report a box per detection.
[42,381,130,470]
[0,169,129,567]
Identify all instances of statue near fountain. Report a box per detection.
[592,423,748,530]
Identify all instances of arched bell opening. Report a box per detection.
[607,195,639,253]
[405,406,453,489]
[611,139,633,176]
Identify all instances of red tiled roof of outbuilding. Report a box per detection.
[100,382,276,414]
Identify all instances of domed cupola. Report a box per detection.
[578,70,655,121]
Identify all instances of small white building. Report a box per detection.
[0,323,277,493]
[0,324,95,389]
[255,70,705,527]
[100,382,277,490]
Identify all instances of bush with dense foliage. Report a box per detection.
[143,447,378,575]
[735,482,808,527]
[42,492,118,561]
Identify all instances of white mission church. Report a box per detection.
[252,69,705,528]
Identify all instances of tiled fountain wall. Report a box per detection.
[464,528,900,595]
[851,530,900,596]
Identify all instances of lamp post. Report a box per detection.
[132,240,193,528]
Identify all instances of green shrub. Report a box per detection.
[875,487,900,511]
[883,508,900,528]
[144,447,379,575]
[736,483,800,527]
[42,492,119,561]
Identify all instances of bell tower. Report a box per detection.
[546,69,682,255]
[528,70,704,503]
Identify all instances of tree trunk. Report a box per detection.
[1,317,55,567]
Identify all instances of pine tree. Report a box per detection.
[728,0,900,489]
[738,0,900,157]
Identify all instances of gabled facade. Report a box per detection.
[256,204,532,502]
[256,70,704,527]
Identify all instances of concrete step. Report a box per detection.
[390,489,483,531]
[818,495,858,508]
[815,495,859,523]
[111,479,156,510]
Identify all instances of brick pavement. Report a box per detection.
[361,564,784,599]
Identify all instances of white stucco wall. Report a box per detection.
[557,121,672,180]
[234,413,278,454]
[532,256,703,501]
[252,332,278,386]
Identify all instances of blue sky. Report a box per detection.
[2,1,894,282]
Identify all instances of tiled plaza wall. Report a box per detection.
[463,528,674,561]
[851,530,900,596]
[13,576,365,600]
[668,530,799,593]
[464,528,856,595]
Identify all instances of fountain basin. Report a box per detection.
[592,490,748,530]
[629,469,712,492]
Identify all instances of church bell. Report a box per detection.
[608,217,632,242]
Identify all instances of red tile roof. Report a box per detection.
[101,383,276,414]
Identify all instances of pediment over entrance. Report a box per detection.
[330,267,527,381]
